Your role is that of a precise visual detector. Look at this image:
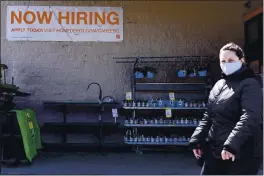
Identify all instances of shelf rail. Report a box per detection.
[113,56,217,64]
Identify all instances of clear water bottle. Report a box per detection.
[156,136,159,143]
[159,118,163,124]
[146,137,150,142]
[182,136,187,142]
[159,99,163,107]
[185,118,189,124]
[133,135,137,142]
[141,135,145,142]
[150,98,154,107]
[124,130,128,142]
[178,137,182,142]
[129,118,133,124]
[180,118,184,124]
[138,136,142,142]
[151,137,155,143]
[164,136,169,143]
[159,136,163,143]
[141,101,145,107]
[154,118,158,124]
[124,117,128,124]
[146,101,150,107]
[193,119,198,125]
[128,130,133,142]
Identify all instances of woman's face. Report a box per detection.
[219,50,244,75]
[219,50,240,64]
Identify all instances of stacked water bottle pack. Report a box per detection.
[124,116,200,126]
[124,130,190,144]
[123,99,207,108]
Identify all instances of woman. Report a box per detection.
[189,42,263,175]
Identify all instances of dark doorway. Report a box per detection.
[244,8,263,73]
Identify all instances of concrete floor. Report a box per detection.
[2,152,201,175]
[2,152,263,175]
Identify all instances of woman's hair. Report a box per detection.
[220,42,245,59]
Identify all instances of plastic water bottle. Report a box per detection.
[180,118,184,124]
[151,137,155,143]
[185,118,189,124]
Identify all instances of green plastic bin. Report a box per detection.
[22,108,43,150]
[12,110,38,162]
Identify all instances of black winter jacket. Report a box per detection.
[189,67,263,159]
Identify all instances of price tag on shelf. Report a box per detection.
[112,108,118,118]
[169,92,175,100]
[126,92,132,100]
[165,108,172,118]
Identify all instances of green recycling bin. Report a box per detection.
[12,110,38,162]
[22,108,43,150]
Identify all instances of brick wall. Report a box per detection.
[1,0,262,143]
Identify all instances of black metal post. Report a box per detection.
[62,105,67,143]
[0,111,2,174]
[99,105,105,155]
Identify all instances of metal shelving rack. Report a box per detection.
[0,64,31,166]
[114,56,215,154]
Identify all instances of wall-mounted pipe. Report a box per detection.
[86,82,102,102]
